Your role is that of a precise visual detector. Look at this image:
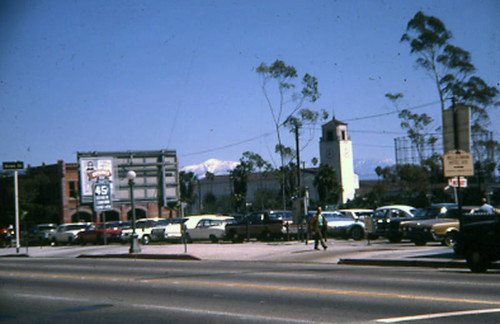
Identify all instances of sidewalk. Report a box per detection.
[3,239,493,270]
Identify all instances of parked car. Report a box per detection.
[338,209,373,240]
[0,226,15,248]
[27,223,58,245]
[78,221,131,245]
[372,205,418,243]
[320,211,361,239]
[150,218,185,242]
[401,206,460,246]
[120,218,170,245]
[184,216,235,243]
[151,215,235,243]
[224,212,283,243]
[50,223,92,245]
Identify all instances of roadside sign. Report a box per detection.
[448,176,467,188]
[93,182,113,211]
[443,150,474,177]
[443,105,471,153]
[3,161,24,170]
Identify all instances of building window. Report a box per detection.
[69,181,77,198]
[341,130,346,141]
[326,131,334,141]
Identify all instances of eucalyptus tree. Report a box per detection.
[386,92,438,164]
[401,11,499,182]
[256,59,320,209]
[401,12,497,129]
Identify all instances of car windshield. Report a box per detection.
[37,225,57,231]
[323,212,349,221]
[413,207,442,219]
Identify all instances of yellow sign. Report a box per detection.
[443,150,474,177]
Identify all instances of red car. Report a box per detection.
[78,221,131,245]
[0,226,15,248]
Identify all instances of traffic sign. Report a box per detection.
[3,161,24,170]
[443,150,474,177]
[93,182,113,211]
[448,176,467,188]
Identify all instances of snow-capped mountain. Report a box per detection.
[354,158,395,180]
[181,159,239,178]
[181,158,395,180]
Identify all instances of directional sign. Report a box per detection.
[443,150,474,177]
[3,161,24,170]
[93,182,113,211]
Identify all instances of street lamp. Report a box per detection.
[127,170,141,253]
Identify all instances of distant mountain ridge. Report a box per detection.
[181,158,394,180]
[181,159,239,178]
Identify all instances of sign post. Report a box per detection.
[3,161,24,254]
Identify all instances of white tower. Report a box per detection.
[319,118,359,204]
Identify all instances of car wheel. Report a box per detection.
[388,236,402,243]
[351,226,364,241]
[442,232,456,247]
[231,233,243,243]
[466,249,490,273]
[413,239,427,246]
[141,235,150,245]
[209,235,218,243]
[260,231,271,241]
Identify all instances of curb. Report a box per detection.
[338,258,500,269]
[76,254,201,261]
[338,258,467,269]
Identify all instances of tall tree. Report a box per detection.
[386,93,438,164]
[401,11,499,183]
[401,12,497,137]
[179,171,198,213]
[256,60,320,210]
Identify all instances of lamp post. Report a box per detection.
[127,170,141,253]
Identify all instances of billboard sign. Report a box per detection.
[79,157,114,203]
[78,150,179,207]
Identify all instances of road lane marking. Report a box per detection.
[376,307,500,323]
[2,271,500,306]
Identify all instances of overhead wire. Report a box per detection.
[178,100,446,157]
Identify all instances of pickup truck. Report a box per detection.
[224,211,283,243]
[457,212,500,273]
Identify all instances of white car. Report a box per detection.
[51,223,91,245]
[120,218,170,245]
[338,209,374,240]
[151,215,234,243]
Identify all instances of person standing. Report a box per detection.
[311,207,328,250]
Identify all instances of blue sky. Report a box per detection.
[1,0,499,178]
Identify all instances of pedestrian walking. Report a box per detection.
[310,207,327,250]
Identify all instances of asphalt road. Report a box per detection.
[1,257,500,323]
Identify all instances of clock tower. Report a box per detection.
[319,118,359,204]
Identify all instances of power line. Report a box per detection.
[342,100,441,122]
[179,100,444,158]
[180,131,275,157]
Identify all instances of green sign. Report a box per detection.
[3,161,24,170]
